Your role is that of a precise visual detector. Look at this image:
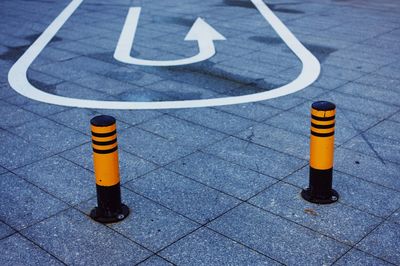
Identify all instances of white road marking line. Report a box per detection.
[8,0,320,110]
[114,8,225,66]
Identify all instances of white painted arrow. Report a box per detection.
[8,0,320,110]
[114,8,226,66]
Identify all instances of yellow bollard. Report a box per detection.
[301,101,339,204]
[89,115,129,223]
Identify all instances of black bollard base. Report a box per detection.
[90,204,130,224]
[301,188,339,204]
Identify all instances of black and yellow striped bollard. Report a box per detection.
[301,101,339,204]
[90,115,129,223]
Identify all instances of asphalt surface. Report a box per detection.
[0,0,400,265]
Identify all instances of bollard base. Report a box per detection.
[90,204,130,224]
[301,188,339,204]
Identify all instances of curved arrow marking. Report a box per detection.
[8,0,320,110]
[114,8,226,66]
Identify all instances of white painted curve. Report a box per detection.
[8,0,320,110]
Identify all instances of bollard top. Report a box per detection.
[91,115,116,127]
[312,101,336,111]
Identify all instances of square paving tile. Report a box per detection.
[119,127,194,166]
[0,234,62,266]
[5,94,68,117]
[249,182,382,245]
[21,208,151,265]
[160,228,279,265]
[0,221,14,240]
[367,120,400,142]
[14,156,95,205]
[9,118,88,154]
[215,102,282,122]
[0,172,68,230]
[171,108,255,135]
[125,168,240,224]
[138,255,173,266]
[356,222,400,265]
[167,151,277,200]
[285,167,400,218]
[139,115,227,149]
[343,133,400,164]
[79,188,199,252]
[0,129,52,170]
[334,248,392,266]
[208,203,349,265]
[0,100,41,128]
[204,136,307,179]
[236,123,310,160]
[335,148,400,191]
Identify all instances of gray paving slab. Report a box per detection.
[9,118,88,154]
[52,82,117,101]
[79,188,198,252]
[0,221,14,240]
[125,168,240,224]
[389,209,400,225]
[104,67,163,87]
[21,208,151,266]
[334,248,392,266]
[0,100,41,128]
[95,109,162,127]
[204,136,307,179]
[138,114,227,149]
[367,120,400,142]
[355,74,400,92]
[215,103,282,122]
[208,203,349,265]
[5,95,68,117]
[343,132,400,164]
[0,172,68,230]
[160,227,279,265]
[166,151,277,200]
[138,255,174,266]
[356,222,400,265]
[170,107,255,135]
[0,129,52,169]
[236,123,310,160]
[285,167,400,218]
[49,108,130,135]
[119,127,194,166]
[14,156,95,205]
[0,234,62,266]
[249,182,382,245]
[335,148,400,191]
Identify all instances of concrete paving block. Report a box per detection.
[14,156,95,205]
[160,228,279,265]
[21,209,151,265]
[249,182,382,245]
[286,168,400,218]
[0,100,41,128]
[125,168,240,224]
[9,118,88,154]
[236,123,310,160]
[0,221,14,240]
[208,203,349,265]
[0,234,62,266]
[0,172,68,230]
[357,222,400,265]
[335,148,400,191]
[204,136,306,179]
[0,129,52,169]
[167,151,276,200]
[334,248,392,266]
[119,127,194,165]
[79,188,199,252]
[138,115,227,149]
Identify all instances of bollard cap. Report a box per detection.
[312,101,336,111]
[91,115,116,127]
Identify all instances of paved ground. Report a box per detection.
[1,0,400,265]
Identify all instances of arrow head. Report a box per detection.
[185,18,226,42]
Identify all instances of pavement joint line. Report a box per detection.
[330,206,400,265]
